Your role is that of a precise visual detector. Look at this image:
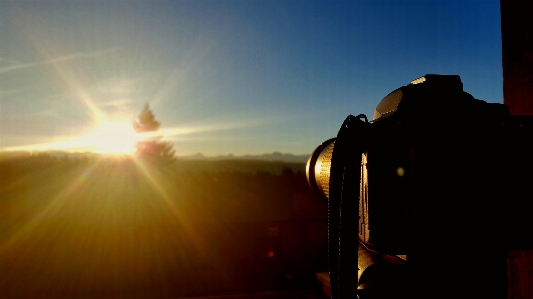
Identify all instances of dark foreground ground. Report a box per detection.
[0,156,328,298]
[176,290,329,299]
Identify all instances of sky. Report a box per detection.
[0,0,502,157]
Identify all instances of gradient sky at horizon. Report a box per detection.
[0,0,502,156]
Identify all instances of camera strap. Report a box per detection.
[328,114,368,299]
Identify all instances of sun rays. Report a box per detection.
[2,11,271,158]
[0,20,268,284]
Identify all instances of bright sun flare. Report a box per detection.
[84,121,140,154]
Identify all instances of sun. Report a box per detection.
[84,121,140,154]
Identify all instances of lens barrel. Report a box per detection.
[306,138,336,201]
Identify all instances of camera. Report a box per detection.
[307,74,533,298]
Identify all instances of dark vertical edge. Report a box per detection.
[501,0,533,115]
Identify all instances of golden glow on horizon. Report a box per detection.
[0,120,263,155]
[1,121,142,154]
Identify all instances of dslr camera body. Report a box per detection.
[307,74,533,298]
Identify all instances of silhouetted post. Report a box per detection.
[501,0,533,115]
[501,0,533,298]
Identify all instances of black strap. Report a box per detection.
[328,114,368,299]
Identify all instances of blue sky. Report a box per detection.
[0,0,502,156]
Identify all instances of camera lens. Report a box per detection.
[306,138,336,201]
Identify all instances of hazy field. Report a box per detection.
[0,154,327,298]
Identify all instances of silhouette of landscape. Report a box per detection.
[0,152,328,298]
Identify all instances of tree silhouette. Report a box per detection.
[134,104,175,164]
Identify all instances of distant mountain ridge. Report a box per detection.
[0,150,310,163]
[178,152,310,163]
